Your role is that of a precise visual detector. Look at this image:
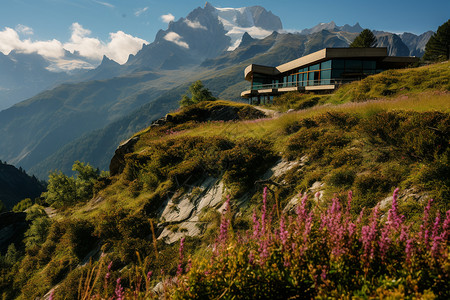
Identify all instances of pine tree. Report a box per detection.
[424,19,450,61]
[350,29,377,48]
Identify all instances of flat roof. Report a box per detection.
[244,47,418,81]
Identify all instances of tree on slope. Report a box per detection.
[350,29,377,47]
[424,19,450,61]
[180,80,216,107]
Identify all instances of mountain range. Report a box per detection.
[0,3,435,180]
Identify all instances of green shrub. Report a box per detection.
[327,167,356,188]
[12,198,33,212]
[353,172,393,209]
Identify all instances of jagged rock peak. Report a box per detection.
[239,32,255,47]
[100,55,119,66]
[301,21,364,35]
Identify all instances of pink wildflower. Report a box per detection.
[177,237,185,276]
[420,199,433,243]
[431,213,442,258]
[115,278,124,300]
[405,238,414,262]
[248,250,255,265]
[440,210,450,241]
[346,190,353,216]
[361,205,379,261]
[279,216,289,246]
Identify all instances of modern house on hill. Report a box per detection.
[241,47,418,104]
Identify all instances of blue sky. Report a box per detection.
[0,0,448,67]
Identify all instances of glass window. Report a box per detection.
[345,60,362,71]
[321,69,331,85]
[297,73,303,86]
[363,60,376,70]
[332,69,344,79]
[321,60,332,69]
[309,71,319,86]
[309,64,320,71]
[332,59,345,69]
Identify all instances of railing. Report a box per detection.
[249,78,357,91]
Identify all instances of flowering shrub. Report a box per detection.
[173,188,449,299]
[69,189,449,299]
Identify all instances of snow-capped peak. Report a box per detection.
[211,5,282,50]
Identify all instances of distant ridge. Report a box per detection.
[0,161,45,210]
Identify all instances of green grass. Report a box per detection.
[273,61,450,110]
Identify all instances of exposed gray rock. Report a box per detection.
[158,178,225,244]
[109,136,139,176]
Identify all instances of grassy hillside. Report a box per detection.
[274,61,450,110]
[1,63,449,299]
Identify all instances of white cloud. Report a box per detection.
[63,23,103,60]
[0,27,64,58]
[63,23,148,64]
[0,23,148,70]
[104,31,148,63]
[164,32,189,49]
[15,24,33,35]
[161,13,175,23]
[135,7,149,17]
[184,19,207,30]
[93,1,115,8]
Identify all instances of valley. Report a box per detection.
[0,2,449,299]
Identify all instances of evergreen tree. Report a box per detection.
[424,19,450,61]
[180,80,216,107]
[350,29,377,47]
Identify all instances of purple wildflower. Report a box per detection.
[115,278,124,300]
[431,213,441,258]
[177,237,185,276]
[105,261,112,280]
[405,238,414,262]
[186,258,192,273]
[361,205,379,261]
[248,250,255,265]
[387,188,403,230]
[440,210,450,242]
[420,199,433,243]
[321,266,327,281]
[279,216,288,246]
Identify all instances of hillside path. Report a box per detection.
[254,106,282,118]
